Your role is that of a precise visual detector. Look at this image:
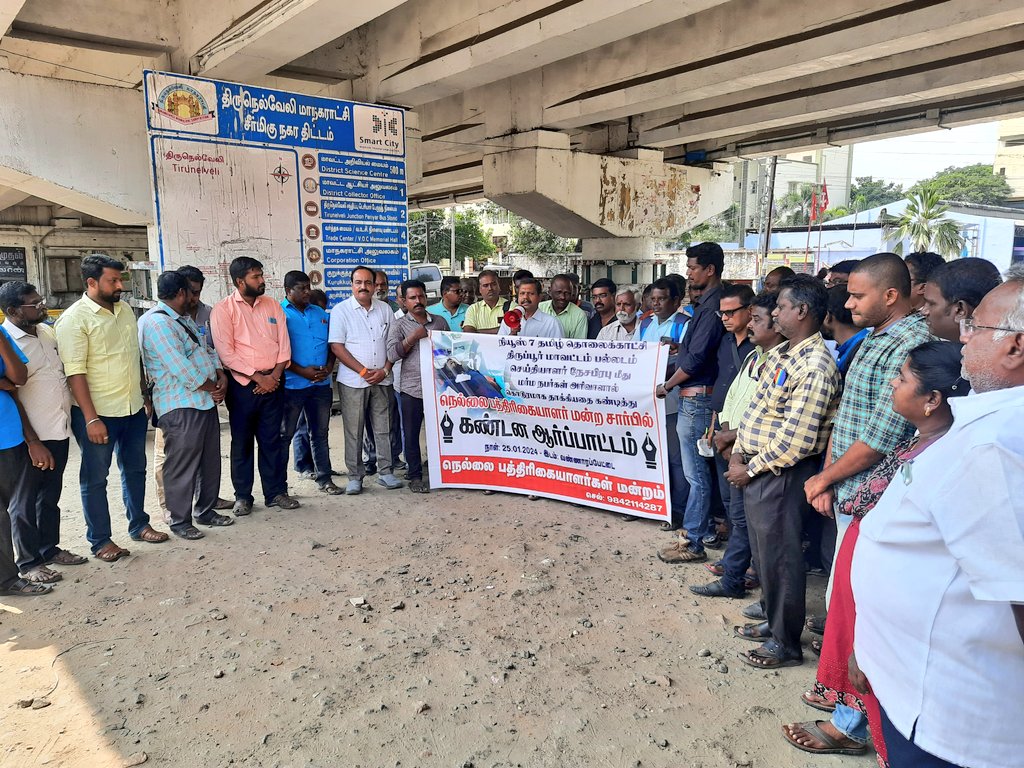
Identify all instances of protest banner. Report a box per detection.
[421,332,671,520]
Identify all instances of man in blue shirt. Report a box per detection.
[139,271,231,540]
[428,276,468,332]
[0,323,51,596]
[280,271,340,495]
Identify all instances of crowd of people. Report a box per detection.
[0,244,1021,768]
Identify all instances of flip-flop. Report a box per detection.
[1,577,53,596]
[733,621,771,641]
[800,690,836,713]
[781,721,868,755]
[739,642,803,669]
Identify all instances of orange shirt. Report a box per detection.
[211,291,291,384]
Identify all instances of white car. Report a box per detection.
[409,261,443,303]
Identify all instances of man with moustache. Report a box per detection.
[375,270,400,312]
[597,289,640,341]
[540,274,588,339]
[55,255,168,562]
[211,256,297,516]
[1,282,87,580]
[694,291,788,598]
[330,265,402,494]
[921,257,1002,342]
[850,267,1024,768]
[462,269,505,334]
[587,278,618,339]
[498,278,563,338]
[387,280,449,493]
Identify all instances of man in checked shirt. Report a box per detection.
[725,275,842,669]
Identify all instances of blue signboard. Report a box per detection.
[144,70,408,304]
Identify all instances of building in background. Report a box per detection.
[995,119,1024,205]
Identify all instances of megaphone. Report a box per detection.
[503,306,525,331]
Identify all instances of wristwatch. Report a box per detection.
[746,468,757,479]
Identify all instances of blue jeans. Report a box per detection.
[281,385,334,485]
[292,412,314,474]
[676,394,713,551]
[665,413,689,525]
[832,703,868,744]
[880,705,958,767]
[70,407,150,553]
[718,453,753,594]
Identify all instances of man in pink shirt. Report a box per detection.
[211,257,298,515]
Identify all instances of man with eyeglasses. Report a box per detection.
[428,276,469,332]
[0,282,87,583]
[587,278,618,339]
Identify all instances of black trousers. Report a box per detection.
[159,408,221,531]
[0,443,31,586]
[12,438,69,570]
[400,395,425,481]
[226,378,286,505]
[744,454,819,656]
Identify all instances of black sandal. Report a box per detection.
[739,640,803,669]
[1,577,53,596]
[733,621,771,641]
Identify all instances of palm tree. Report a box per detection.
[881,188,965,258]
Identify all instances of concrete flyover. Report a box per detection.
[2,0,1024,246]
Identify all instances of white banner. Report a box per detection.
[421,332,672,520]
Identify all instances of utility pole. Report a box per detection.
[450,206,457,273]
[759,156,778,274]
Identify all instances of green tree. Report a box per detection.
[775,185,815,226]
[912,163,1013,206]
[409,208,495,263]
[881,188,965,258]
[849,177,905,210]
[507,216,577,255]
[666,204,739,248]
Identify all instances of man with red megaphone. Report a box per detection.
[497,278,563,339]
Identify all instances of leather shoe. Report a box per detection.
[689,579,745,599]
[267,493,301,510]
[232,499,253,517]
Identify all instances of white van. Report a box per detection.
[409,261,443,303]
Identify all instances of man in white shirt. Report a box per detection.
[497,278,563,339]
[597,289,639,341]
[329,265,402,494]
[850,270,1024,768]
[0,282,87,582]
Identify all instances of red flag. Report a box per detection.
[820,182,830,214]
[810,190,819,223]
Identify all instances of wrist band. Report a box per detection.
[86,418,101,426]
[358,367,368,378]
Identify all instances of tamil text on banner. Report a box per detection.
[143,70,407,304]
[421,333,671,520]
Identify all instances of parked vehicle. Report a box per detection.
[409,261,443,302]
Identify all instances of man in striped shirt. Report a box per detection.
[140,272,232,540]
[728,275,842,668]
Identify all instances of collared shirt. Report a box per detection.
[830,312,933,505]
[852,385,1024,768]
[54,294,144,417]
[210,291,291,385]
[596,319,637,341]
[387,313,449,399]
[0,325,29,450]
[538,300,588,339]
[641,312,688,417]
[281,300,331,390]
[139,302,220,418]
[3,320,71,441]
[735,333,842,476]
[193,300,215,351]
[719,344,780,428]
[427,301,468,332]
[675,283,724,387]
[329,296,393,388]
[464,299,504,332]
[834,327,870,377]
[711,332,755,413]
[587,312,616,339]
[497,310,564,339]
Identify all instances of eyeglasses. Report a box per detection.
[716,305,749,319]
[960,317,1024,337]
[19,300,47,309]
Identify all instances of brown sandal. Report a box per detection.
[130,525,169,543]
[46,549,88,566]
[95,543,131,562]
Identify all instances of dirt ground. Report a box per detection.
[0,423,867,768]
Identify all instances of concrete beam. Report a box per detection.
[0,71,151,225]
[11,0,176,52]
[188,0,404,83]
[639,31,1024,147]
[373,0,723,105]
[0,0,27,38]
[0,34,167,88]
[0,185,30,211]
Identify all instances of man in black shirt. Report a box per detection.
[656,242,726,562]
